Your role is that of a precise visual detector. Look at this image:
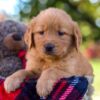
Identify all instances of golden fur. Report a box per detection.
[4,8,94,99]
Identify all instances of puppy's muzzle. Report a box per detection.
[44,43,55,55]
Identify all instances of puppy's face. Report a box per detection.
[25,8,82,59]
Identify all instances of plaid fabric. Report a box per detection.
[0,76,88,100]
[48,77,88,100]
[0,51,88,100]
[18,50,26,69]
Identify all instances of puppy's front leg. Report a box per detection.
[36,68,64,97]
[4,69,34,93]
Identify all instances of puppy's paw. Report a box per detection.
[4,76,24,93]
[36,78,54,97]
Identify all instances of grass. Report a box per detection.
[90,59,100,100]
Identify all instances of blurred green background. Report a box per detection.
[0,0,100,99]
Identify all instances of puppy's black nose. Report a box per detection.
[12,34,22,41]
[44,43,55,54]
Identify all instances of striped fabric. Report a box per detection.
[0,76,88,100]
[45,76,88,100]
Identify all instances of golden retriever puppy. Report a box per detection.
[4,8,94,99]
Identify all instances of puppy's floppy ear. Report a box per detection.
[24,18,36,49]
[73,22,82,51]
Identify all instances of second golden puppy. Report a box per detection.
[4,8,94,99]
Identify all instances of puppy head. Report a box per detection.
[24,8,82,59]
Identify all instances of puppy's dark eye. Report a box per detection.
[58,31,65,36]
[39,31,44,35]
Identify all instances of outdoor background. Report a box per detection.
[0,0,100,99]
